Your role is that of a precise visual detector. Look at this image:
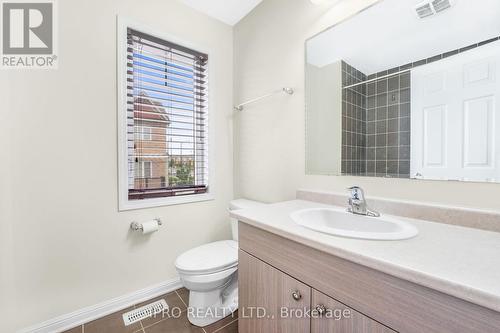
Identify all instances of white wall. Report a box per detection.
[0,0,233,330]
[306,61,342,175]
[233,0,500,210]
[0,72,15,331]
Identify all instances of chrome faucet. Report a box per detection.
[347,186,380,217]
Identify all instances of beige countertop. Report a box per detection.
[231,199,500,313]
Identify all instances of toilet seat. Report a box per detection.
[175,240,238,275]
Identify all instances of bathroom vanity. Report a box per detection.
[233,198,500,333]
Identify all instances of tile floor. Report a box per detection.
[63,288,238,333]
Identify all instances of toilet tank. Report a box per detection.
[229,199,265,241]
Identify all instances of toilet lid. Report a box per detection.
[175,240,238,275]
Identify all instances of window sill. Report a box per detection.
[119,192,214,211]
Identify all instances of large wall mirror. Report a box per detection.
[305,0,500,182]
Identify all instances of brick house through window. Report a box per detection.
[133,92,170,190]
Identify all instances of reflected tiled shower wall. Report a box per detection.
[365,70,411,177]
[341,63,411,177]
[341,61,367,175]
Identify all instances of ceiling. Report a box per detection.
[307,0,500,74]
[178,0,263,26]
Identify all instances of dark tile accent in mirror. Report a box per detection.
[388,76,399,94]
[343,67,412,176]
[341,61,367,176]
[388,105,398,119]
[400,73,411,88]
[376,93,388,107]
[400,103,410,117]
[376,106,387,120]
[387,132,398,146]
[365,69,411,177]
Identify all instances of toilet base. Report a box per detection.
[187,274,238,327]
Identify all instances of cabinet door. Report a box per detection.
[311,289,396,333]
[239,250,311,333]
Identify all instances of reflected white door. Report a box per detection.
[411,41,500,182]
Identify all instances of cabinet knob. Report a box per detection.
[315,304,327,316]
[291,290,302,301]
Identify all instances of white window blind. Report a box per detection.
[126,28,209,200]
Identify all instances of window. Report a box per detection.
[136,126,152,141]
[135,161,152,178]
[118,20,210,209]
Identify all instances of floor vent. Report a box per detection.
[122,299,168,326]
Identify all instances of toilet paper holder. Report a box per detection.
[130,218,162,232]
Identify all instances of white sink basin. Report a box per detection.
[291,207,418,240]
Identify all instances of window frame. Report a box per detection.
[117,16,214,211]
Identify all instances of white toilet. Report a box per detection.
[175,199,264,327]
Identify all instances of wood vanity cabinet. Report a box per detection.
[310,289,395,333]
[239,250,395,333]
[238,249,310,332]
[238,222,500,333]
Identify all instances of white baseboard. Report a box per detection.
[18,277,182,333]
